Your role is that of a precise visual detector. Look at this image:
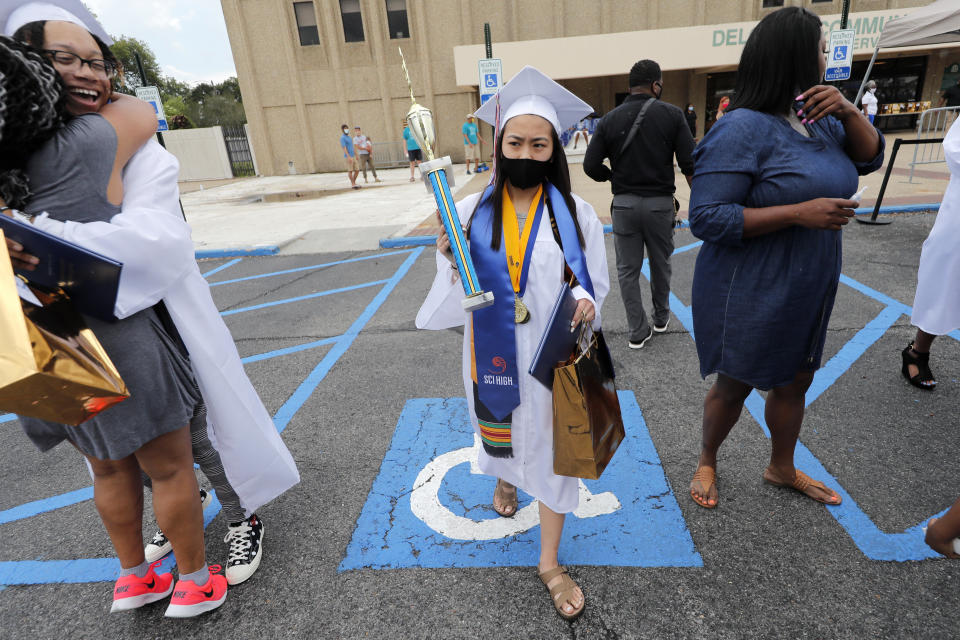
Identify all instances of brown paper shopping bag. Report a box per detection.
[552,329,625,480]
[0,230,128,426]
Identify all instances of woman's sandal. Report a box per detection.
[690,465,718,509]
[763,468,842,505]
[901,342,937,390]
[538,566,585,621]
[492,479,518,517]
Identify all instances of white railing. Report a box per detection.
[906,106,960,183]
[372,141,410,168]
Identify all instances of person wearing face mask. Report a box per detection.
[685,103,697,138]
[340,123,360,189]
[583,59,695,350]
[416,66,609,621]
[861,80,879,124]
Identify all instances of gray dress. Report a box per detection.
[17,114,200,460]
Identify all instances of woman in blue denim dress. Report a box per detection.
[687,7,884,509]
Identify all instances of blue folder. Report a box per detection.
[528,282,580,388]
[1,215,122,322]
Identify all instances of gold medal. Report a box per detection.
[514,295,530,324]
[503,185,542,326]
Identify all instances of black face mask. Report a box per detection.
[500,157,550,190]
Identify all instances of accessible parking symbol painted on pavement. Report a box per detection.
[339,391,702,570]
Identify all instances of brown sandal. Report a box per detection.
[690,466,718,509]
[763,468,841,505]
[538,566,585,621]
[493,479,517,517]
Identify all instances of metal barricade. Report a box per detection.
[906,106,960,182]
[372,141,409,168]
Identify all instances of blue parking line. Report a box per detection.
[0,493,225,585]
[208,250,413,287]
[202,257,243,278]
[803,305,904,406]
[0,487,93,525]
[0,414,14,424]
[272,248,425,432]
[220,280,388,316]
[195,246,279,259]
[840,274,960,342]
[673,240,703,255]
[240,336,341,364]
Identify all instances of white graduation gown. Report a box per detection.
[31,140,300,515]
[415,191,609,513]
[912,119,960,335]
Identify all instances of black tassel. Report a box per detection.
[482,442,513,458]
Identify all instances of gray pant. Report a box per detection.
[358,153,377,180]
[610,193,674,342]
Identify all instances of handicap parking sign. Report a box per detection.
[484,73,498,89]
[825,29,855,82]
[339,392,702,571]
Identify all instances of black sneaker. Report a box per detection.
[224,514,264,586]
[144,489,212,562]
[628,328,654,350]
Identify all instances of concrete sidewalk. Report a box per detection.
[182,133,949,256]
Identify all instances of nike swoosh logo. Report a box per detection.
[201,587,215,598]
[146,578,155,589]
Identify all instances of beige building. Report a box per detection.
[221,0,957,176]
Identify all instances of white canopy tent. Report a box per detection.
[855,0,960,104]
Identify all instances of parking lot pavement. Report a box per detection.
[1,211,958,639]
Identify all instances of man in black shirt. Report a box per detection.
[584,59,695,349]
[939,79,960,107]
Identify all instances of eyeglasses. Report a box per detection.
[43,49,117,78]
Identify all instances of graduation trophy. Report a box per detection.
[399,48,494,311]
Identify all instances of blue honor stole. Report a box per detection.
[469,182,595,457]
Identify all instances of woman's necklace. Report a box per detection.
[783,110,811,138]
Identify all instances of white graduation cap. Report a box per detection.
[1,1,113,45]
[474,65,593,134]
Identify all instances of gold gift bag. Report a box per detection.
[552,329,625,480]
[0,230,128,426]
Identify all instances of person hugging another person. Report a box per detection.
[3,2,299,616]
[416,67,609,620]
[0,28,223,617]
[687,7,883,510]
[353,125,380,184]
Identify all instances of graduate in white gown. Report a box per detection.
[2,3,299,585]
[416,67,609,620]
[903,117,960,391]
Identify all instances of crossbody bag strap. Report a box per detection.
[617,97,656,160]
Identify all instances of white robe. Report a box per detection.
[415,191,609,513]
[912,119,960,335]
[30,140,300,515]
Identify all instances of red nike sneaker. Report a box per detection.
[163,565,228,618]
[110,561,174,613]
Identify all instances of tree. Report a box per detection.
[110,36,163,94]
[185,79,246,127]
[108,36,246,127]
[161,76,191,100]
